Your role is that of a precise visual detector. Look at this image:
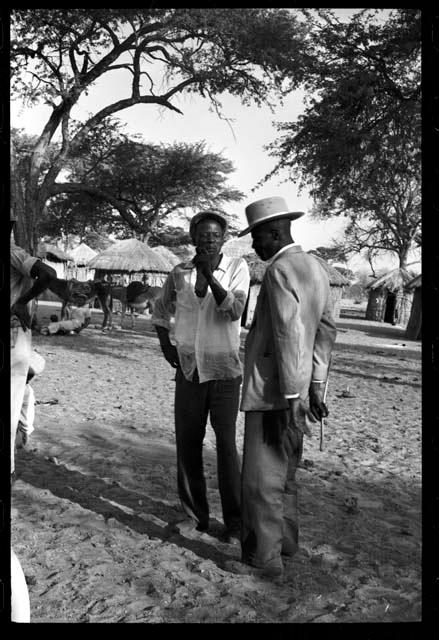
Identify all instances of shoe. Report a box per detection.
[223,559,283,579]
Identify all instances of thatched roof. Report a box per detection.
[152,245,181,267]
[406,273,421,290]
[223,236,253,258]
[311,255,351,287]
[86,238,172,273]
[37,243,74,262]
[367,268,414,292]
[243,251,350,286]
[70,242,97,266]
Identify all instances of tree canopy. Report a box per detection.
[10,8,310,252]
[264,9,421,269]
[39,123,244,242]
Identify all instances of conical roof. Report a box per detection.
[367,268,414,292]
[70,242,98,266]
[152,245,181,267]
[311,255,351,286]
[86,238,172,273]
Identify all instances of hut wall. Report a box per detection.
[329,286,343,319]
[366,288,386,322]
[66,265,96,281]
[395,290,413,328]
[405,288,422,340]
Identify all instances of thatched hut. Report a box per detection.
[67,243,98,281]
[36,243,74,279]
[311,255,350,319]
[405,274,421,340]
[87,238,172,287]
[152,245,181,268]
[365,268,414,326]
[36,243,74,305]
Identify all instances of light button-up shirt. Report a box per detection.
[152,254,250,383]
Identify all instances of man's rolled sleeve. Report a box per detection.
[215,258,250,321]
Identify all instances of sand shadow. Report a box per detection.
[31,330,162,362]
[16,450,232,569]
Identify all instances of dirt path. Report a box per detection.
[11,307,422,623]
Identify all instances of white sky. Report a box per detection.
[11,8,419,275]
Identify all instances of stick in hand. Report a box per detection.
[319,359,331,452]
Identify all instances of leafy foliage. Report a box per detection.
[10,8,310,252]
[264,9,421,268]
[43,130,244,240]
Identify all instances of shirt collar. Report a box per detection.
[267,242,297,265]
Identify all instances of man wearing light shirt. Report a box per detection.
[152,211,250,543]
[234,197,337,578]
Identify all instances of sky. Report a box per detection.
[10,8,419,275]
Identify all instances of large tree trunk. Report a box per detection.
[11,139,43,254]
[399,246,410,270]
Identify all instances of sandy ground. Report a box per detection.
[11,301,422,623]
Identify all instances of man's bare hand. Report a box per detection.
[288,397,316,437]
[16,427,28,449]
[193,249,213,279]
[309,383,329,421]
[11,302,31,331]
[161,342,180,368]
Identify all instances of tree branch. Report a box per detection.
[49,181,143,231]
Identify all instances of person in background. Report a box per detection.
[10,209,57,622]
[153,211,250,544]
[40,302,92,335]
[234,197,337,578]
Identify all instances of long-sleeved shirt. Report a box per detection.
[152,254,250,383]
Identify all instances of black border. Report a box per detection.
[0,5,435,633]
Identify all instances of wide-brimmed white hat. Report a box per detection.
[238,196,304,237]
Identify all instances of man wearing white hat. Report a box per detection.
[234,196,337,577]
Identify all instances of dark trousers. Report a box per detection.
[241,411,303,570]
[174,367,242,531]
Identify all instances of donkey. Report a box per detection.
[110,282,162,329]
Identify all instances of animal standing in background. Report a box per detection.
[110,282,163,329]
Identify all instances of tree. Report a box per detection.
[10,8,311,252]
[307,245,349,264]
[48,135,244,242]
[264,9,421,269]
